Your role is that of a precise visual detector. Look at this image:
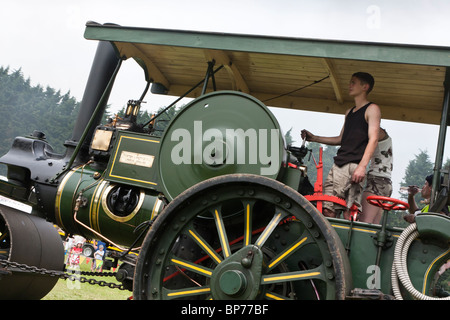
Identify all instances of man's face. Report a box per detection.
[349,76,368,97]
[422,181,432,199]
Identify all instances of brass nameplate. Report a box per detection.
[119,151,155,168]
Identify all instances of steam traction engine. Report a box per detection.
[0,26,449,300]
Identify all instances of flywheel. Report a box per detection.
[133,174,352,300]
[158,91,286,201]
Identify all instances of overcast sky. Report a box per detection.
[2,0,450,198]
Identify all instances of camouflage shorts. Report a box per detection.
[364,174,392,197]
[323,163,365,211]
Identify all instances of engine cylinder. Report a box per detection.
[55,165,163,247]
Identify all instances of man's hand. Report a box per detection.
[408,185,420,196]
[352,165,366,183]
[301,129,314,141]
[403,213,416,223]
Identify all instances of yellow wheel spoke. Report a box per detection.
[0,232,8,242]
[267,236,310,271]
[243,201,255,247]
[213,208,231,258]
[187,229,223,264]
[163,286,211,299]
[262,268,322,285]
[170,257,213,277]
[255,211,287,247]
[265,291,291,300]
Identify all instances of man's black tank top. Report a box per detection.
[334,102,371,167]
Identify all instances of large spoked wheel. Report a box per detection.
[133,174,352,300]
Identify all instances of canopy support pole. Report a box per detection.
[431,67,450,206]
[201,60,217,95]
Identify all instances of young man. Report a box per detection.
[404,174,450,223]
[301,72,381,218]
[360,128,393,224]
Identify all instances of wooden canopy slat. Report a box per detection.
[84,22,450,125]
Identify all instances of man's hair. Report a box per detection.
[352,72,375,94]
[426,174,443,186]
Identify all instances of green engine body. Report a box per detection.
[55,162,163,247]
[53,91,303,248]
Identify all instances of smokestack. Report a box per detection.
[65,41,120,160]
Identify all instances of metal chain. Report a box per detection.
[0,259,126,290]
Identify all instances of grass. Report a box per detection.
[42,256,132,300]
[43,278,132,300]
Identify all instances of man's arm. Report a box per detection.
[404,186,420,223]
[351,103,381,183]
[301,108,350,145]
[407,186,420,214]
[301,128,343,145]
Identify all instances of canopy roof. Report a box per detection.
[84,22,450,125]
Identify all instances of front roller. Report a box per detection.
[0,204,65,299]
[133,174,352,300]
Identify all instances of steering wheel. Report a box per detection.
[366,195,409,211]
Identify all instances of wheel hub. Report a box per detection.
[219,270,247,295]
[211,245,264,299]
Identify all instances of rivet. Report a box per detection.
[241,258,252,268]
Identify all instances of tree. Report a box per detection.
[0,67,80,156]
[302,142,338,187]
[399,150,433,202]
[444,158,450,172]
[284,128,295,146]
[388,150,438,228]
